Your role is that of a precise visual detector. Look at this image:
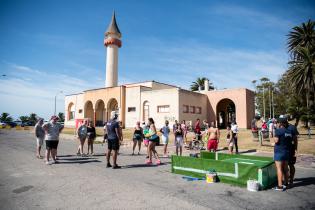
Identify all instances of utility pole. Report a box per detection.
[272,89,275,119]
[263,86,266,120]
[269,86,272,119]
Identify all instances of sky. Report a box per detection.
[0,0,314,120]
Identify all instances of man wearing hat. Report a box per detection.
[42,115,64,165]
[106,111,122,169]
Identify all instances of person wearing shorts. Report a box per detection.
[77,120,88,156]
[174,123,183,156]
[35,118,45,159]
[207,122,220,152]
[146,118,161,165]
[226,125,234,154]
[87,121,96,155]
[132,121,143,155]
[106,111,122,169]
[160,120,170,157]
[273,116,292,191]
[287,122,299,186]
[43,116,64,165]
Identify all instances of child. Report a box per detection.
[143,124,150,158]
[160,120,170,157]
[226,125,234,154]
[174,124,184,156]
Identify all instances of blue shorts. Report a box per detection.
[274,151,289,161]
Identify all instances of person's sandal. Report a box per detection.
[112,165,121,169]
[146,160,152,165]
[106,163,112,168]
[156,159,161,165]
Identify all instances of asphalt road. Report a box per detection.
[0,129,314,210]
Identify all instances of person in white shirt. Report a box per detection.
[231,122,239,154]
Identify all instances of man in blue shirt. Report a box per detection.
[106,111,122,169]
[287,122,299,186]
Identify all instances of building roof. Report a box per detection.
[105,11,121,38]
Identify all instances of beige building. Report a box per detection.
[64,13,255,129]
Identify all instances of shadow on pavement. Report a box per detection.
[292,177,315,188]
[239,149,257,154]
[123,162,170,169]
[57,160,102,164]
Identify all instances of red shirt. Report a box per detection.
[195,121,201,133]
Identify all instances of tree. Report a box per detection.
[0,113,13,122]
[28,113,38,126]
[58,112,65,122]
[287,20,315,124]
[190,77,214,91]
[19,116,29,123]
[287,19,315,59]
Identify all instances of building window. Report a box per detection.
[78,109,82,113]
[157,105,170,113]
[128,107,136,112]
[183,105,189,113]
[196,107,202,114]
[189,106,195,114]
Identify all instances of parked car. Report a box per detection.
[4,121,17,128]
[0,122,7,127]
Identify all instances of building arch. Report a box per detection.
[143,101,150,122]
[84,100,94,122]
[107,98,118,119]
[95,99,106,126]
[67,102,75,120]
[216,98,236,129]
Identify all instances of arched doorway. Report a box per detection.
[84,101,94,122]
[216,98,236,129]
[67,102,75,120]
[143,101,150,122]
[107,98,118,119]
[95,100,106,127]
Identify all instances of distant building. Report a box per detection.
[65,13,255,129]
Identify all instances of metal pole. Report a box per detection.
[269,86,271,119]
[272,90,274,118]
[263,86,265,120]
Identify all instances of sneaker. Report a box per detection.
[106,163,112,168]
[112,165,121,169]
[91,153,94,156]
[273,186,285,191]
[52,160,59,164]
[45,161,51,165]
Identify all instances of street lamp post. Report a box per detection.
[54,91,63,116]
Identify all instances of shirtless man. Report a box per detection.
[207,122,220,152]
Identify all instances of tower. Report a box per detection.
[104,12,122,87]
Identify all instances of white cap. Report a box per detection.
[110,111,118,119]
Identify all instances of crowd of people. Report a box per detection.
[34,112,299,190]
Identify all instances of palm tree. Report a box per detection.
[28,113,38,126]
[190,77,214,91]
[19,116,29,124]
[0,112,13,122]
[287,47,315,109]
[287,19,315,59]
